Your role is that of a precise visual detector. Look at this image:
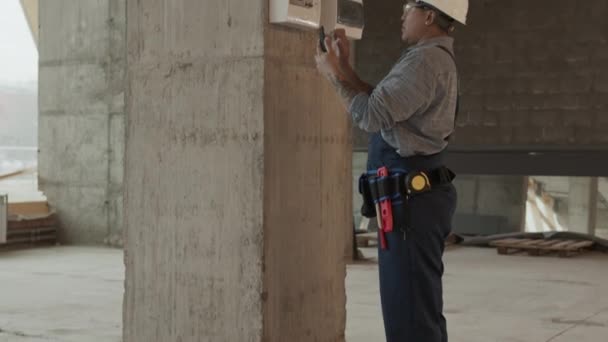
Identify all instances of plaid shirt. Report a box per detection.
[350,36,458,157]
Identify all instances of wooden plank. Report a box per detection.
[8,202,50,216]
[9,202,49,216]
[8,214,56,230]
[546,240,579,250]
[489,238,519,246]
[5,234,56,245]
[490,238,531,247]
[492,238,594,258]
[527,240,562,256]
[517,239,548,248]
[7,227,56,237]
[562,240,594,251]
[535,240,562,248]
[528,248,545,256]
[5,236,56,244]
[545,240,593,258]
[496,245,527,255]
[497,246,509,255]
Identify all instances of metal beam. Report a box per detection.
[353,148,608,177]
[445,151,608,177]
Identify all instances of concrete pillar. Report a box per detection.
[123,1,351,341]
[38,0,126,245]
[567,177,598,235]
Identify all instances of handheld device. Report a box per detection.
[319,26,327,53]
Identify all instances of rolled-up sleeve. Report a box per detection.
[349,52,435,133]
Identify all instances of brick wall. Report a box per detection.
[355,0,608,151]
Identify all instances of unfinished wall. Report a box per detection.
[453,0,608,148]
[448,0,608,229]
[124,1,349,341]
[38,0,125,245]
[355,0,608,150]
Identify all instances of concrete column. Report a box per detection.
[123,1,350,341]
[568,177,598,235]
[38,0,126,245]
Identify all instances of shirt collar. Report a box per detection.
[409,36,454,51]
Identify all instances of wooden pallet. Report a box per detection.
[1,213,57,249]
[490,238,595,258]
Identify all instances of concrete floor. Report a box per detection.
[0,247,122,342]
[347,247,608,342]
[0,247,607,342]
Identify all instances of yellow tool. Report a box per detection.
[407,172,431,195]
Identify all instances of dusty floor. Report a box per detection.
[0,247,607,342]
[0,247,122,342]
[347,247,608,342]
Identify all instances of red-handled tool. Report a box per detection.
[377,167,393,250]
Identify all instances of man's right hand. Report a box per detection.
[331,29,351,66]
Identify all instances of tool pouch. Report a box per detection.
[359,174,377,218]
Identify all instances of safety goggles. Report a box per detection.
[403,1,432,14]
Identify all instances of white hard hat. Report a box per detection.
[418,0,469,25]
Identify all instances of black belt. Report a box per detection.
[359,166,456,218]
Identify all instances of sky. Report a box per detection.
[0,0,38,85]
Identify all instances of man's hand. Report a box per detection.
[332,29,350,65]
[315,33,342,80]
[315,29,350,80]
[314,28,373,109]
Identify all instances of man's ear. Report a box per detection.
[425,11,436,26]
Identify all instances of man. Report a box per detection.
[316,1,468,341]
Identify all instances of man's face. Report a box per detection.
[401,2,429,44]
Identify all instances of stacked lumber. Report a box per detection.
[1,169,56,248]
[4,212,57,247]
[1,200,57,248]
